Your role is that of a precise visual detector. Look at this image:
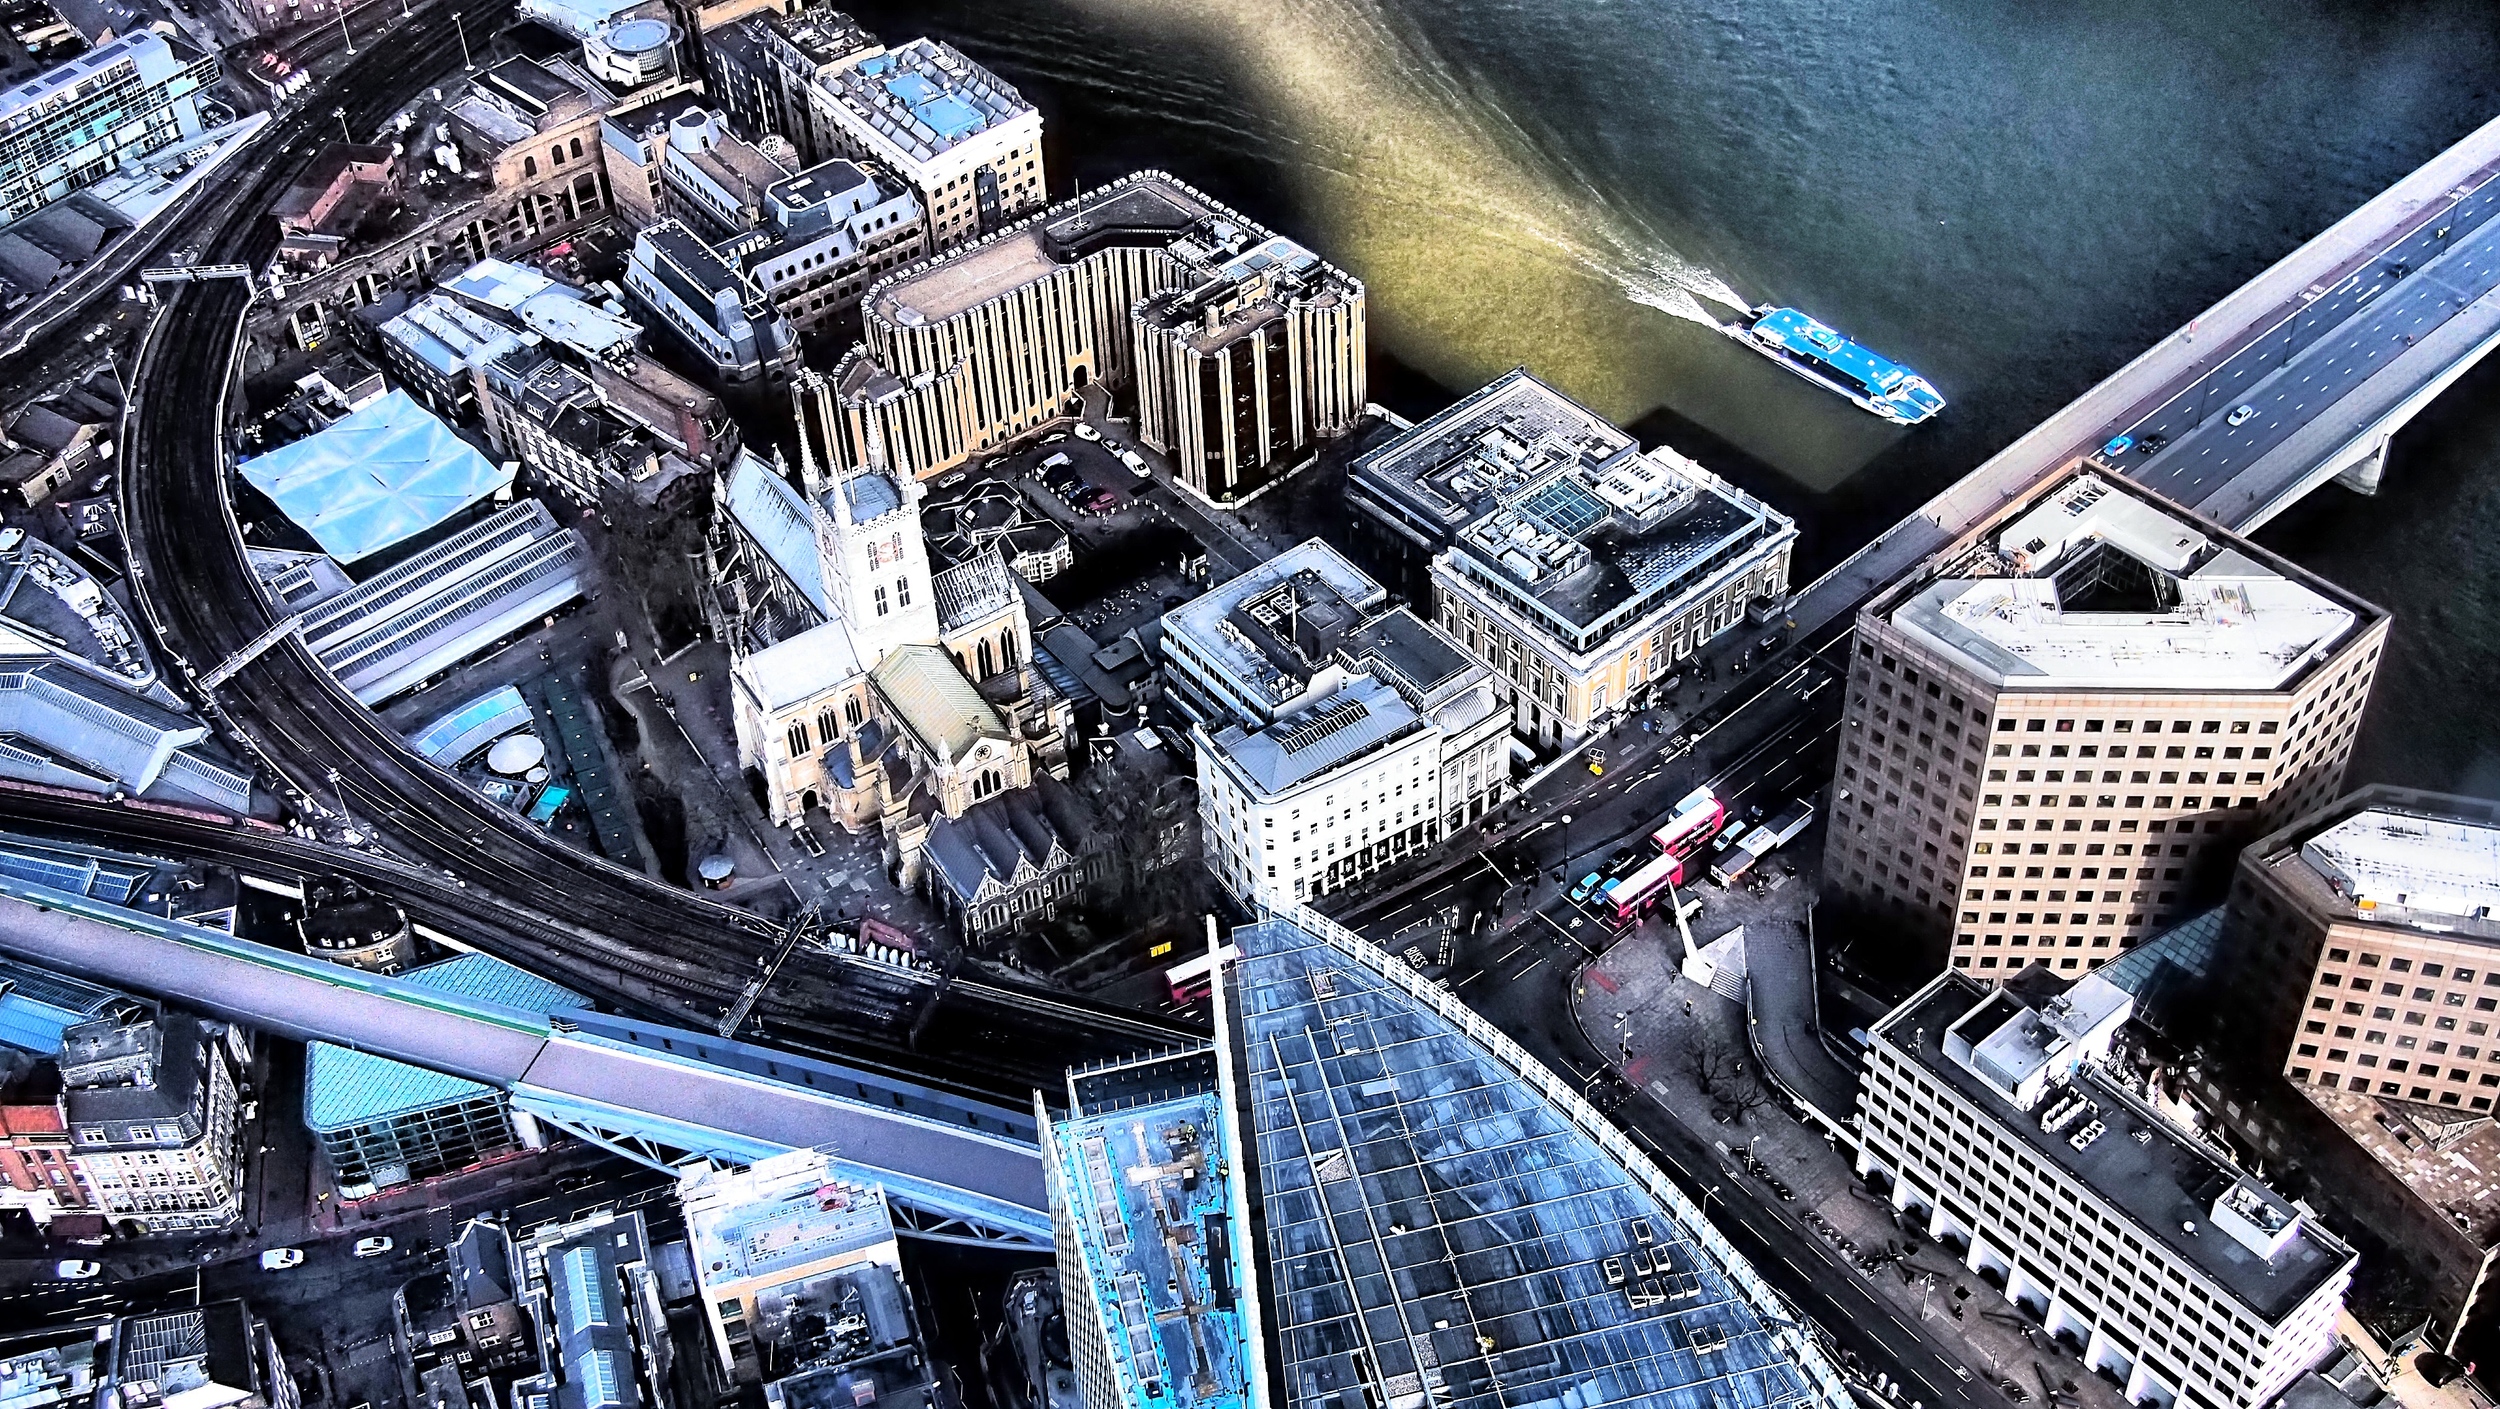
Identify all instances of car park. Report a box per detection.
[259,1248,304,1270]
[354,1237,394,1258]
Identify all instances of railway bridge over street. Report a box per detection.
[0,873,1057,1248]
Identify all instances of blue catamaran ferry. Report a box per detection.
[1727,305,1946,425]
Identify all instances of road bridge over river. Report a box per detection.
[1793,109,2500,631]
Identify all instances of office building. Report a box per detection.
[698,10,872,152]
[106,1302,298,1409]
[582,13,685,95]
[2188,788,2500,1373]
[1824,467,2387,976]
[478,346,666,505]
[678,1150,939,1406]
[511,1209,672,1409]
[60,1009,247,1236]
[1350,368,1795,749]
[1038,907,1851,1408]
[303,955,577,1200]
[1857,966,2354,1409]
[613,105,929,335]
[2225,788,2500,1106]
[0,28,214,224]
[1161,540,1510,904]
[805,172,1364,497]
[1129,232,1368,503]
[800,37,1042,250]
[624,218,800,383]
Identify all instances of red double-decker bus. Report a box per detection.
[1600,787,1726,921]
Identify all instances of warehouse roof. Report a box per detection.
[238,391,513,563]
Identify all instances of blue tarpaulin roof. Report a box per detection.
[240,391,514,564]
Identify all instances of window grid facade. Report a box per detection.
[1824,476,2387,980]
[1858,981,2352,1409]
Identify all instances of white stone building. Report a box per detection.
[1164,541,1510,905]
[800,38,1044,251]
[1858,967,2353,1409]
[1349,368,1795,748]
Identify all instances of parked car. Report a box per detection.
[259,1248,304,1270]
[1072,423,1101,442]
[1040,451,1073,472]
[353,1237,394,1258]
[1085,490,1119,514]
[54,1260,100,1280]
[1117,448,1149,478]
[1568,872,1604,904]
[2226,403,2257,426]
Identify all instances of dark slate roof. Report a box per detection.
[923,775,1093,907]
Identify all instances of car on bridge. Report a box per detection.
[2227,403,2258,427]
[2100,434,2134,457]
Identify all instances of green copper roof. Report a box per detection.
[303,954,581,1132]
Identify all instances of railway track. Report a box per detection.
[6,5,1201,1103]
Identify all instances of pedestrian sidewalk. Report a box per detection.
[1573,928,2135,1407]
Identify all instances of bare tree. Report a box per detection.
[1681,1029,1768,1124]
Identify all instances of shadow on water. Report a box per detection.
[846,0,2500,776]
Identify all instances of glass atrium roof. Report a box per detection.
[1229,912,1849,1409]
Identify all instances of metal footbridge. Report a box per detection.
[0,877,1056,1248]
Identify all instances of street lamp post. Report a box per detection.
[335,6,353,54]
[1699,1184,1723,1223]
[453,10,474,68]
[333,106,351,144]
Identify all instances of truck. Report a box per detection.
[1708,799,1815,886]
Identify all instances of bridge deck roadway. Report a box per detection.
[1792,109,2500,633]
[0,881,1048,1231]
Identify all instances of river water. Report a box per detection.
[848,0,2500,792]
